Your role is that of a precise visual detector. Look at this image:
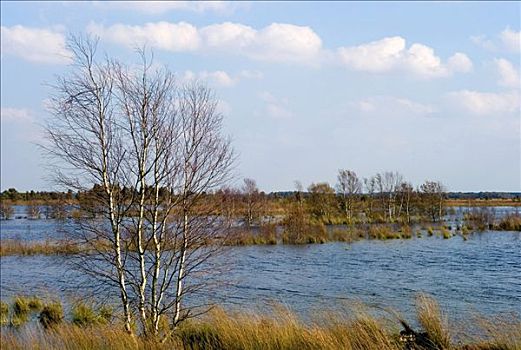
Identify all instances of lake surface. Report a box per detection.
[1,207,520,323]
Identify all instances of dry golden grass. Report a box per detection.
[1,296,520,350]
[416,294,451,348]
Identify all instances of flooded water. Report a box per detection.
[1,207,520,322]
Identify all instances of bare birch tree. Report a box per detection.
[241,178,261,226]
[44,37,234,339]
[364,176,377,222]
[375,171,403,222]
[336,169,362,224]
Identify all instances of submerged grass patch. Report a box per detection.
[0,239,81,257]
[496,214,521,231]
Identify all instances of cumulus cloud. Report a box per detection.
[88,21,323,64]
[500,28,521,53]
[471,35,496,51]
[447,53,474,73]
[87,22,200,52]
[248,23,322,63]
[338,36,472,78]
[494,58,520,88]
[95,1,232,15]
[472,27,520,53]
[1,107,33,122]
[1,25,72,64]
[447,90,520,115]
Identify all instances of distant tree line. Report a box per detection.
[0,188,75,202]
[1,177,520,223]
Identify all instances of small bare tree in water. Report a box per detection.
[44,36,234,339]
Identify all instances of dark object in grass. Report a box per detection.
[399,320,441,350]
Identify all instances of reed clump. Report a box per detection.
[226,225,277,246]
[71,302,113,327]
[7,296,43,327]
[282,222,328,244]
[0,239,81,256]
[440,227,452,239]
[368,225,400,240]
[496,214,521,231]
[39,302,64,329]
[399,225,413,239]
[330,227,363,242]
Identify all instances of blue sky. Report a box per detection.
[1,1,520,192]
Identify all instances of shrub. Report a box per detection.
[282,206,328,245]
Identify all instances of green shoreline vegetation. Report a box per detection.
[1,295,519,350]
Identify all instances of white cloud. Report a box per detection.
[447,52,473,73]
[472,28,520,53]
[337,36,405,73]
[200,22,256,50]
[248,23,322,63]
[1,25,72,64]
[88,21,323,64]
[494,58,520,88]
[87,22,200,52]
[338,36,472,78]
[96,1,232,15]
[448,90,520,115]
[471,35,496,51]
[1,107,33,122]
[500,28,521,53]
[353,96,435,115]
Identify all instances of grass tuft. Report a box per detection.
[416,294,451,349]
[39,302,64,329]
